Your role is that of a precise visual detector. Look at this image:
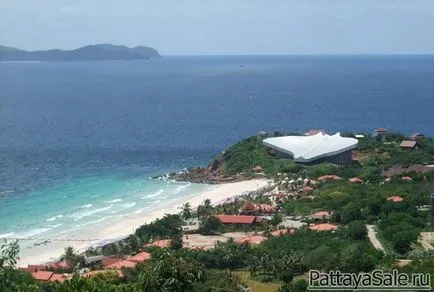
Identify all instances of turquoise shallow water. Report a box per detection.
[1,55,434,251]
[0,174,208,241]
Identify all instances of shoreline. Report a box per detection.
[17,179,270,267]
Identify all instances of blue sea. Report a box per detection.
[1,55,434,247]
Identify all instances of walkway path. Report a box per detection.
[366,225,385,252]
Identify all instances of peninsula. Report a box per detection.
[0,44,161,61]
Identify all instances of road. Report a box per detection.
[366,225,385,252]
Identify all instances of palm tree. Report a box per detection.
[62,246,75,262]
[180,202,192,220]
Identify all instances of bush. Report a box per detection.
[346,221,367,240]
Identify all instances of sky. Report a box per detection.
[1,0,434,55]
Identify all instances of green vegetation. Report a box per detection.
[3,131,434,291]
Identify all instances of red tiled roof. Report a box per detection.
[400,141,417,148]
[310,223,338,231]
[387,196,404,202]
[305,129,327,136]
[49,273,69,283]
[317,175,342,182]
[145,239,171,248]
[241,201,257,211]
[104,260,136,270]
[270,228,296,237]
[240,201,275,213]
[235,235,268,245]
[256,204,275,213]
[48,260,70,270]
[312,211,331,217]
[303,186,314,192]
[32,271,54,281]
[102,257,124,268]
[349,177,363,183]
[129,251,151,263]
[253,165,263,172]
[215,215,258,224]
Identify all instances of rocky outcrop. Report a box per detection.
[157,167,250,184]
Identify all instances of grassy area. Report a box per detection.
[233,271,282,292]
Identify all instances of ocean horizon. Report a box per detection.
[1,55,434,254]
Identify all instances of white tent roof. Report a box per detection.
[263,133,358,163]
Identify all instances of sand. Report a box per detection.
[17,179,270,266]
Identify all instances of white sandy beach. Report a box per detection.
[18,179,270,267]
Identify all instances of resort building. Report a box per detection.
[310,211,332,220]
[317,175,342,182]
[387,196,404,202]
[235,235,268,245]
[31,271,70,283]
[239,201,275,215]
[372,128,389,140]
[400,140,417,150]
[144,239,171,248]
[309,223,339,231]
[270,228,296,237]
[215,215,263,226]
[263,133,358,165]
[304,129,328,136]
[128,251,151,264]
[411,133,425,141]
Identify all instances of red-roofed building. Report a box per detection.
[303,186,314,192]
[400,140,417,149]
[239,201,275,215]
[32,271,54,282]
[310,179,318,185]
[48,260,70,270]
[387,196,404,202]
[215,215,261,225]
[317,175,342,182]
[305,129,328,136]
[349,177,363,183]
[401,176,413,181]
[235,235,268,245]
[129,251,151,263]
[102,257,124,268]
[309,223,338,231]
[253,165,263,172]
[270,228,296,237]
[145,239,171,248]
[411,133,425,141]
[104,260,136,270]
[256,204,275,214]
[311,211,331,219]
[49,273,70,283]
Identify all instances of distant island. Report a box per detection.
[0,44,161,61]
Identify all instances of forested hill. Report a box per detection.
[0,44,161,61]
